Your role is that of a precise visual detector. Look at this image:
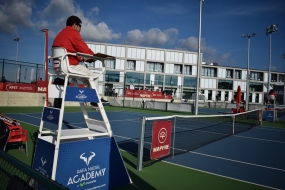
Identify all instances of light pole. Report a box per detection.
[13,37,20,83]
[195,0,204,115]
[266,24,278,97]
[241,33,255,111]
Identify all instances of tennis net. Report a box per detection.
[137,109,262,170]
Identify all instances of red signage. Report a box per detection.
[0,82,36,92]
[125,89,172,99]
[151,120,172,160]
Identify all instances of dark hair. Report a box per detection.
[66,15,82,26]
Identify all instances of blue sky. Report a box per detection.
[0,0,284,72]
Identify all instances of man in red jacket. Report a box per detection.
[52,15,97,88]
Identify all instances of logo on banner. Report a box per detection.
[47,110,54,121]
[41,157,47,167]
[151,120,172,160]
[76,90,87,100]
[158,128,167,143]
[67,151,106,187]
[35,157,49,177]
[80,152,96,166]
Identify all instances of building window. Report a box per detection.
[202,67,216,77]
[165,75,178,86]
[249,82,263,92]
[126,72,144,84]
[105,71,120,82]
[174,64,182,74]
[184,65,192,75]
[235,70,241,79]
[146,62,164,72]
[250,72,263,81]
[127,60,136,70]
[183,77,196,87]
[279,74,284,82]
[106,59,115,69]
[226,69,233,78]
[271,73,277,82]
[218,79,233,90]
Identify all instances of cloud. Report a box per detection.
[39,0,120,42]
[123,28,178,46]
[179,36,230,64]
[146,3,186,16]
[0,0,34,33]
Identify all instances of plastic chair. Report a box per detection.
[4,129,28,157]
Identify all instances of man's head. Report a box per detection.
[66,15,82,32]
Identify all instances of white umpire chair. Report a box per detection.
[38,47,115,180]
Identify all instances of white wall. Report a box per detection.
[200,78,216,88]
[107,45,126,57]
[147,49,164,61]
[184,53,197,64]
[165,51,183,63]
[135,61,145,72]
[115,59,124,70]
[127,47,146,59]
[87,44,105,54]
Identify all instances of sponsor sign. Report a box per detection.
[65,86,99,102]
[55,137,131,190]
[32,138,55,178]
[42,107,60,125]
[151,120,172,160]
[0,82,36,92]
[125,89,172,99]
[266,104,276,122]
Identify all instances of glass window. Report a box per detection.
[106,59,115,69]
[174,64,182,74]
[154,74,164,85]
[226,69,232,78]
[127,60,135,70]
[184,65,192,75]
[105,71,120,82]
[271,73,277,82]
[235,70,241,79]
[249,82,263,92]
[250,72,263,81]
[279,74,284,82]
[183,77,197,87]
[202,67,216,77]
[165,75,178,86]
[218,79,233,90]
[146,62,164,72]
[126,72,144,84]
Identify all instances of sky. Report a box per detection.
[0,0,284,72]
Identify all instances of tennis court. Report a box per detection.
[1,106,285,189]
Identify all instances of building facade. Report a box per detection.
[86,42,285,104]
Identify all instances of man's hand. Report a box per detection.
[82,57,95,63]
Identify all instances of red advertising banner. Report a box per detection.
[151,120,172,160]
[125,89,172,99]
[0,82,36,92]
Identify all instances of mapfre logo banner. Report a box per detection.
[151,120,172,160]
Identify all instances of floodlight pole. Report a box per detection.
[266,24,278,97]
[41,29,49,107]
[13,38,20,83]
[195,0,204,115]
[282,53,285,105]
[241,33,255,111]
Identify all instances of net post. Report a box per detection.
[172,116,176,158]
[137,117,146,171]
[232,114,235,134]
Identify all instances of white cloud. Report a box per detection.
[179,36,230,64]
[39,0,120,42]
[124,28,178,46]
[0,0,34,33]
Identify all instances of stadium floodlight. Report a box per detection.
[282,53,285,60]
[195,0,204,115]
[241,33,256,111]
[13,37,20,83]
[266,24,278,96]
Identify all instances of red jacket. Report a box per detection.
[52,26,94,65]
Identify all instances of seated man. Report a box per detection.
[52,15,97,88]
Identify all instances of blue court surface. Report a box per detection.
[5,109,285,189]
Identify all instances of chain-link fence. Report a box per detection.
[0,59,53,84]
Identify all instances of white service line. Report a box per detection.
[190,151,285,172]
[162,160,281,190]
[20,113,41,119]
[234,135,285,144]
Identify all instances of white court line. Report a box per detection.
[255,126,285,132]
[234,135,285,144]
[190,151,285,172]
[162,160,281,190]
[20,113,41,119]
